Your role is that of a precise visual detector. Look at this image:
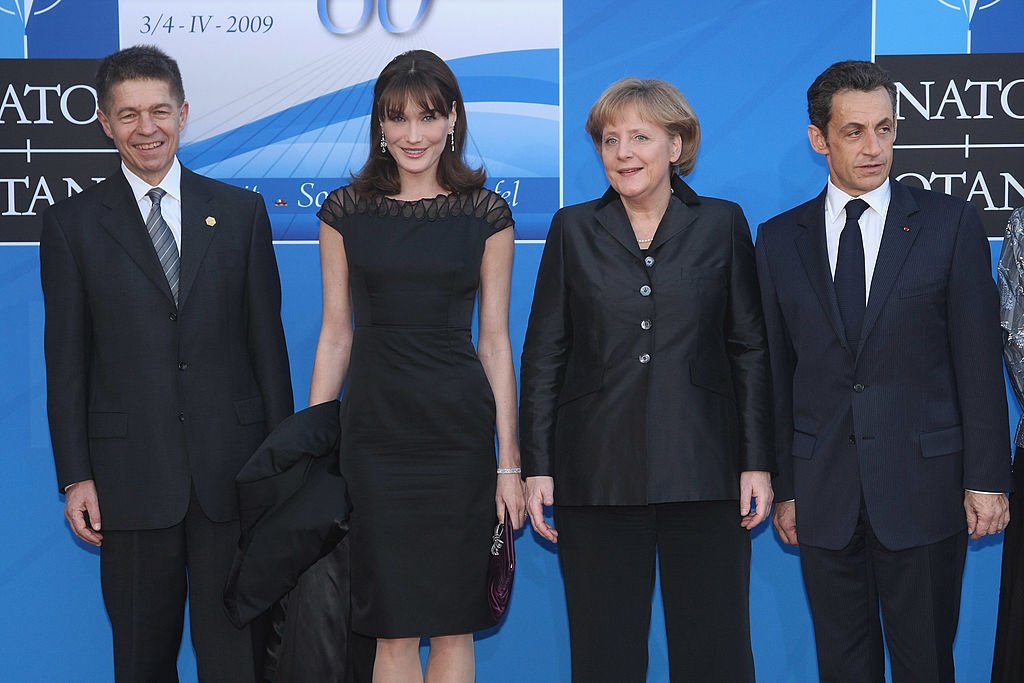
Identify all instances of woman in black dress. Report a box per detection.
[308,50,525,683]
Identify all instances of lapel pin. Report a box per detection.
[205,216,217,227]
[903,226,911,232]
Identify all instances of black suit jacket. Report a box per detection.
[41,166,293,529]
[756,178,1012,551]
[520,176,773,505]
[225,400,348,628]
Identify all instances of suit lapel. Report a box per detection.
[649,175,700,249]
[593,176,700,258]
[794,190,848,348]
[98,171,176,304]
[859,180,921,350]
[594,188,644,260]
[177,168,217,311]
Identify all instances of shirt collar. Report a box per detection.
[825,177,891,222]
[122,157,182,204]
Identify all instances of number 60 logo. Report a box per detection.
[318,0,431,35]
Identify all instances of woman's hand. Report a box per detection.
[525,476,558,543]
[739,470,773,530]
[496,472,527,530]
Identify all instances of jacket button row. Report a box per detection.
[178,362,188,371]
[169,312,177,321]
[639,285,652,296]
[177,412,185,422]
[639,353,651,364]
[640,319,652,330]
[644,256,655,267]
[853,383,865,393]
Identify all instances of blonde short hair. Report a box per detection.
[585,77,701,176]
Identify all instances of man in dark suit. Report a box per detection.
[40,45,293,681]
[756,60,1012,682]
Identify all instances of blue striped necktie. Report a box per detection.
[145,188,180,305]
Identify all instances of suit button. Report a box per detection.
[169,312,177,321]
[644,256,655,267]
[639,353,651,364]
[853,383,865,393]
[848,435,857,445]
[639,285,652,296]
[640,319,652,330]
[178,362,188,371]
[178,412,185,422]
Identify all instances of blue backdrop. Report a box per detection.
[2,1,1022,681]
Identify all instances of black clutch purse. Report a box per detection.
[487,508,515,622]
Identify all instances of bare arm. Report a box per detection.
[309,222,354,406]
[478,227,526,529]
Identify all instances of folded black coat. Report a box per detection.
[224,400,350,628]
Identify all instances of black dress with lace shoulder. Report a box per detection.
[317,186,513,637]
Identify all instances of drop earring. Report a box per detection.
[380,130,387,154]
[449,127,455,152]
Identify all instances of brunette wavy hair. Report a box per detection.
[351,50,485,196]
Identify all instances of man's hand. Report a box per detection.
[773,499,798,545]
[964,491,1009,540]
[65,479,102,546]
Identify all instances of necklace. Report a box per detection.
[637,236,654,245]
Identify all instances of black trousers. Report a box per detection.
[100,490,259,683]
[800,507,967,683]
[555,501,754,683]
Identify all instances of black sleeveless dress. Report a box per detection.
[317,187,513,637]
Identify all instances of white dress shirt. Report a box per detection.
[122,158,183,252]
[824,178,890,304]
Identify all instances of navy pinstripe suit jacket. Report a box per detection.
[756,178,1012,551]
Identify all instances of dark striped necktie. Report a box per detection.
[145,187,180,305]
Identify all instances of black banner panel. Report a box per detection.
[0,59,116,242]
[879,53,1024,237]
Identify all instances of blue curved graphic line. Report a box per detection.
[180,48,558,170]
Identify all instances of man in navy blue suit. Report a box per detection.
[756,60,1012,682]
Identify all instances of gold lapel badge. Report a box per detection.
[205,216,217,228]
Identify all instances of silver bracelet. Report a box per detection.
[496,467,522,475]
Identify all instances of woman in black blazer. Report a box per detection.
[519,78,774,682]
